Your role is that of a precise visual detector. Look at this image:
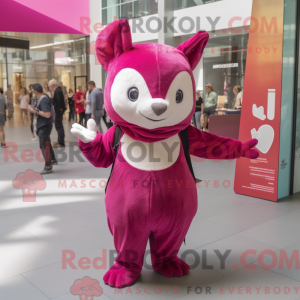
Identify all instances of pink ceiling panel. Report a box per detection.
[1,0,90,34]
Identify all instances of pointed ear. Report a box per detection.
[96,19,133,71]
[177,31,209,71]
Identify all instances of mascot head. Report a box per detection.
[96,19,209,142]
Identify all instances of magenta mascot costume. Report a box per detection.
[71,19,259,288]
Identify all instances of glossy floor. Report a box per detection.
[0,108,300,300]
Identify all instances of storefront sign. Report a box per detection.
[234,0,284,201]
[213,63,238,69]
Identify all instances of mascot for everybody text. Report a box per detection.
[71,19,259,288]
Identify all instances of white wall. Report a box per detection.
[174,0,253,36]
[129,15,159,43]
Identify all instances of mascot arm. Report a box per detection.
[78,125,117,168]
[187,125,259,160]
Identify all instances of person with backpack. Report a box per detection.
[27,84,58,175]
[49,79,66,148]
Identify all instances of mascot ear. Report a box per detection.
[177,31,209,71]
[96,19,133,71]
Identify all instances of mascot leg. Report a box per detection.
[149,216,192,277]
[103,215,150,288]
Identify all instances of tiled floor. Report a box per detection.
[1,108,300,299]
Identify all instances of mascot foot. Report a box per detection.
[153,256,190,277]
[103,263,141,288]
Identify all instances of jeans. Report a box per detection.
[85,113,91,127]
[55,110,65,146]
[194,111,202,130]
[69,104,75,121]
[79,112,85,126]
[30,113,34,135]
[94,110,103,133]
[37,125,55,166]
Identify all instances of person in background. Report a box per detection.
[19,87,30,123]
[44,86,51,98]
[203,83,218,132]
[68,89,75,122]
[28,84,37,141]
[49,79,66,148]
[59,81,68,109]
[85,84,92,127]
[30,93,38,141]
[89,82,104,133]
[233,85,243,109]
[74,86,85,126]
[28,84,33,99]
[27,84,57,174]
[44,80,49,89]
[0,88,7,148]
[5,84,14,120]
[193,90,203,130]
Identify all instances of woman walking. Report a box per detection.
[233,85,243,109]
[44,86,51,98]
[0,88,7,148]
[5,84,14,120]
[203,83,218,132]
[19,87,30,123]
[68,89,75,122]
[74,86,85,126]
[193,90,203,130]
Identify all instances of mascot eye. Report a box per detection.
[176,90,183,103]
[128,87,139,102]
[23,180,27,184]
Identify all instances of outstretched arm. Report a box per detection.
[187,125,259,160]
[71,119,116,168]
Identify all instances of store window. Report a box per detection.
[0,37,88,103]
[202,34,249,111]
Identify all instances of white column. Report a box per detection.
[89,0,103,89]
[193,57,204,94]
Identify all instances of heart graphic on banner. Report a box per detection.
[251,125,274,154]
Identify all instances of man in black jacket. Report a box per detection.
[49,79,66,147]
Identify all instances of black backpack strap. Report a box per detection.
[180,127,201,246]
[180,127,201,183]
[105,125,123,194]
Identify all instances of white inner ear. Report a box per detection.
[111,68,194,129]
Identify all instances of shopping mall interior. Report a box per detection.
[1,0,300,299]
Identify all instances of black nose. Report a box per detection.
[151,103,167,116]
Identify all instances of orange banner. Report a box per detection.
[234,0,284,201]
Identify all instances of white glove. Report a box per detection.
[252,104,266,121]
[71,119,98,143]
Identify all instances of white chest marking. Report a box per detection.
[120,134,181,171]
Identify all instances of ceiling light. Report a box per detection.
[30,43,54,49]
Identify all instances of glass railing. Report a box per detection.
[174,0,224,10]
[102,0,158,25]
[101,0,224,25]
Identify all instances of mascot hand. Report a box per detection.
[71,119,98,143]
[241,138,259,159]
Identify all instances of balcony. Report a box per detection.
[174,0,224,10]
